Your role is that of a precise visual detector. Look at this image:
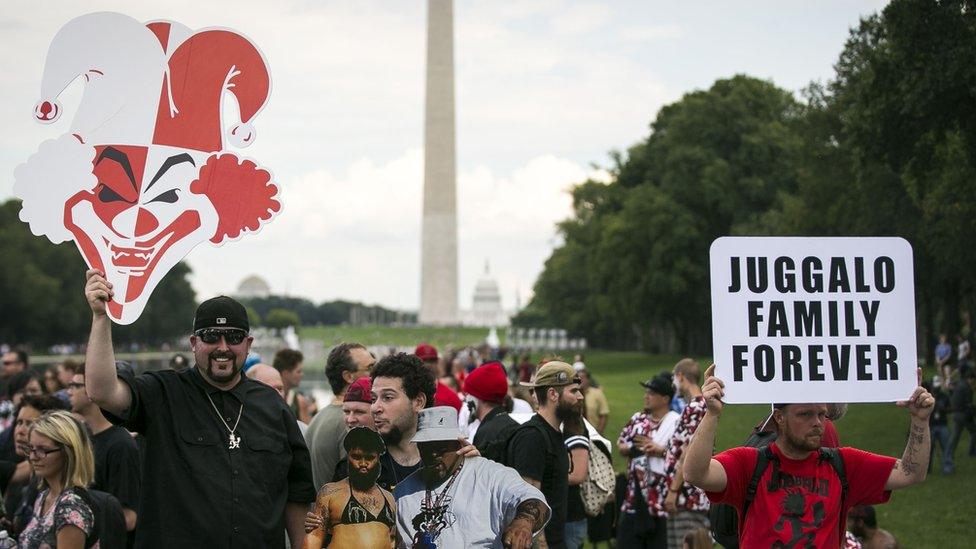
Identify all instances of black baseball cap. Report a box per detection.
[193,296,249,332]
[639,373,675,398]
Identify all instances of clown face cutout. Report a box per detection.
[14,13,280,324]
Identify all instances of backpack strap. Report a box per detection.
[817,448,848,504]
[69,487,98,549]
[818,447,849,544]
[741,446,776,522]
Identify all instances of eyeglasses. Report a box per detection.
[195,328,248,345]
[67,382,86,390]
[2,360,20,366]
[26,445,62,459]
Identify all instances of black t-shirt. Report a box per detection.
[109,366,315,548]
[91,425,141,511]
[507,414,569,548]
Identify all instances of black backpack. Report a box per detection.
[708,413,848,549]
[479,419,521,464]
[72,486,127,549]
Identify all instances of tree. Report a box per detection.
[264,308,301,330]
[0,198,198,348]
[520,76,804,352]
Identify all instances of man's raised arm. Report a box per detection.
[885,369,934,491]
[682,364,729,493]
[84,269,132,417]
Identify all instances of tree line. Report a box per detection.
[0,199,197,349]
[240,295,416,329]
[516,0,976,359]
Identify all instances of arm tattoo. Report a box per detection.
[898,422,928,477]
[514,498,550,531]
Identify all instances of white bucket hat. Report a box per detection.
[411,406,462,443]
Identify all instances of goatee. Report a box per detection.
[206,350,240,382]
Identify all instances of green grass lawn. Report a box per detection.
[581,350,974,548]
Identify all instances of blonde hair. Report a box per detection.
[682,527,713,549]
[29,410,94,490]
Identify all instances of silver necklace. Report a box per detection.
[206,393,244,450]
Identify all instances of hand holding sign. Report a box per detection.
[710,237,918,403]
[701,364,725,416]
[896,368,935,421]
[84,269,114,317]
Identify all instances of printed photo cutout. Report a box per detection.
[306,427,397,549]
[14,12,280,324]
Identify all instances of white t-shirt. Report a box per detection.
[511,398,533,415]
[394,456,550,548]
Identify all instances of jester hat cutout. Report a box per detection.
[14,12,280,324]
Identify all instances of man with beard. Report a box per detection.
[395,407,550,548]
[332,353,477,491]
[684,365,933,548]
[82,269,315,548]
[304,427,395,549]
[507,360,585,549]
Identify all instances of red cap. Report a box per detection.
[434,382,462,412]
[343,377,373,404]
[463,362,509,404]
[414,343,438,362]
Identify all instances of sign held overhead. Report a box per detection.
[710,237,917,404]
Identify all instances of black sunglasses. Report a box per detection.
[195,328,248,345]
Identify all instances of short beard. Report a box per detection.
[782,427,821,453]
[349,464,381,490]
[380,424,404,446]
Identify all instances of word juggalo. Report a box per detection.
[14,12,280,324]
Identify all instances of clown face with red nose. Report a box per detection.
[14,12,280,324]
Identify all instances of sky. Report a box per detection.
[0,0,887,312]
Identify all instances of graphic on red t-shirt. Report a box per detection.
[706,443,896,549]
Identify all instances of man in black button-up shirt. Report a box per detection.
[83,269,315,548]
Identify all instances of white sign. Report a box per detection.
[709,237,917,404]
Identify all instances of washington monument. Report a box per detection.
[419,0,459,325]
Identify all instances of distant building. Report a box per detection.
[236,275,271,298]
[461,262,510,327]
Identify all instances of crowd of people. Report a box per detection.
[0,270,950,548]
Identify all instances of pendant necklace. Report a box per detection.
[414,458,465,548]
[206,393,244,450]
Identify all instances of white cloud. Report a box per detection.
[619,24,684,42]
[186,150,601,311]
[550,3,614,35]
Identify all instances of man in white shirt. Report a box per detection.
[394,407,551,548]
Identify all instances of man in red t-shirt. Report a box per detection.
[683,366,934,549]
